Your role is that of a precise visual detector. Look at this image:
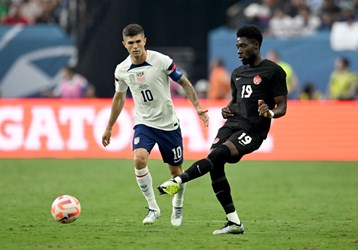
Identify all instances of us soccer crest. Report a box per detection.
[253,75,262,85]
[134,137,140,145]
[136,72,145,83]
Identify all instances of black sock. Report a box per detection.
[180,158,213,183]
[180,145,231,184]
[211,176,235,214]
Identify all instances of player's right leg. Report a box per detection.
[159,122,233,193]
[132,125,160,225]
[158,145,231,197]
[209,155,243,234]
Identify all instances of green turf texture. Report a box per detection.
[0,159,357,250]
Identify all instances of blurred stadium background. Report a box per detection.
[1,2,357,249]
[0,0,357,160]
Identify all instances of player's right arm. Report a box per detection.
[222,74,237,119]
[221,102,237,119]
[102,91,126,147]
[177,75,209,127]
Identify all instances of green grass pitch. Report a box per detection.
[0,159,357,250]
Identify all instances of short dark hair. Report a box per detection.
[340,57,349,67]
[236,25,263,48]
[122,24,145,39]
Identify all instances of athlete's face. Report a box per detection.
[123,34,147,62]
[236,37,259,66]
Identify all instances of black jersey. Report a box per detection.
[229,59,287,139]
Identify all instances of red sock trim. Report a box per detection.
[136,172,149,178]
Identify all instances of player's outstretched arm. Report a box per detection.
[177,76,209,127]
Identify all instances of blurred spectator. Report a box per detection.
[292,5,321,36]
[337,1,357,22]
[226,1,248,29]
[327,57,358,100]
[318,0,341,20]
[307,0,324,14]
[194,79,209,99]
[268,7,295,38]
[3,2,29,24]
[0,0,10,23]
[20,0,43,24]
[241,0,272,32]
[207,58,231,100]
[318,10,336,31]
[35,0,60,24]
[353,0,358,13]
[1,0,69,26]
[330,20,358,50]
[44,65,95,98]
[266,49,298,99]
[299,82,322,100]
[283,0,309,17]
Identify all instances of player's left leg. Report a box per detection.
[156,126,186,226]
[169,165,186,226]
[212,131,263,234]
[206,141,244,234]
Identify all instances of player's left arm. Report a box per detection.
[177,75,209,127]
[259,66,288,119]
[272,95,287,118]
[258,95,287,119]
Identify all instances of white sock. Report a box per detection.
[135,167,159,211]
[173,176,183,185]
[172,183,186,208]
[226,211,241,225]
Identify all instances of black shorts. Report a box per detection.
[210,120,263,163]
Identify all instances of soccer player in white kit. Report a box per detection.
[102,24,209,226]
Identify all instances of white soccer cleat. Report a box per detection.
[143,208,161,225]
[213,221,244,235]
[171,207,183,226]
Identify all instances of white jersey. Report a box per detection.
[114,50,183,131]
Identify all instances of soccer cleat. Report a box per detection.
[142,208,161,225]
[157,179,180,195]
[212,221,245,235]
[171,207,183,226]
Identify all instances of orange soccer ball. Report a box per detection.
[51,195,81,224]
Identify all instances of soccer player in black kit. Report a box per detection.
[159,25,288,234]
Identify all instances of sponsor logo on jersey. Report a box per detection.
[253,75,262,85]
[129,74,136,84]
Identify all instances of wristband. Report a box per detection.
[269,110,274,118]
